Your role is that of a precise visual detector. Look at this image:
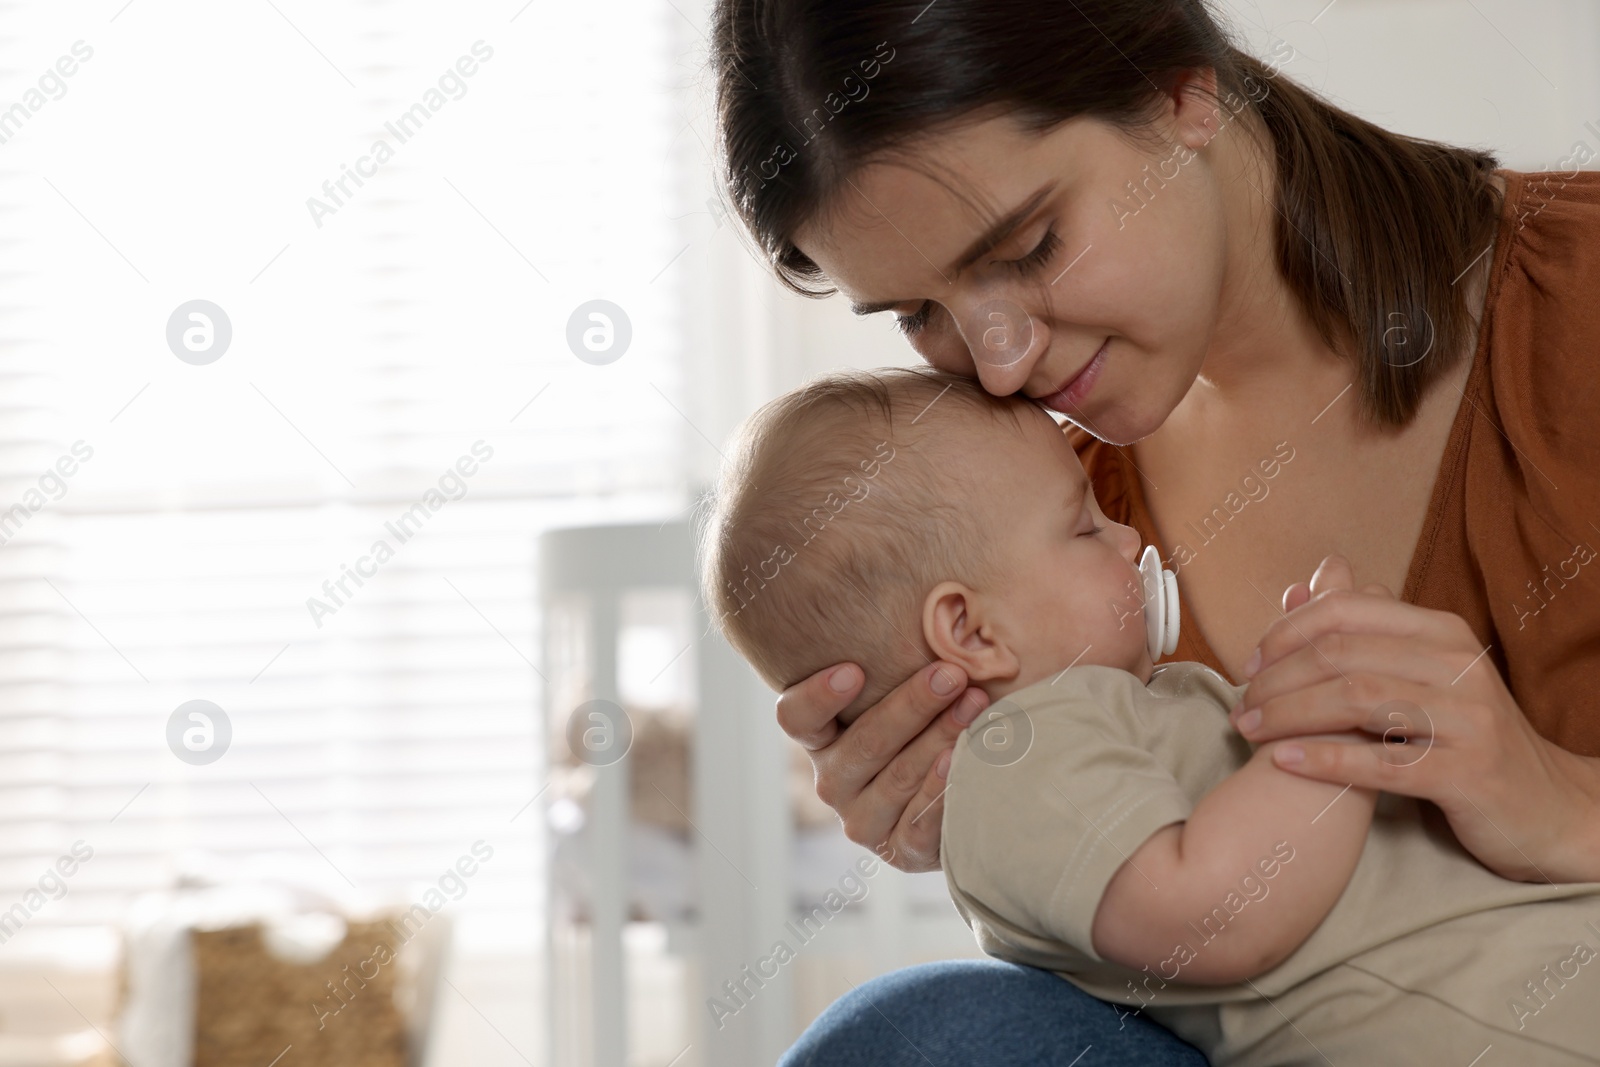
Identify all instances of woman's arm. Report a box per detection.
[1231,555,1600,883]
[1092,732,1376,985]
[775,660,989,872]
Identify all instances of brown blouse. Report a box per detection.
[1069,168,1600,758]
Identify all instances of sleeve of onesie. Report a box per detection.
[941,666,1197,961]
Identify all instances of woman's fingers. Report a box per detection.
[775,662,864,752]
[779,660,980,871]
[826,661,970,789]
[1235,630,1460,727]
[1236,670,1444,749]
[1268,728,1555,883]
[1265,698,1456,813]
[1236,557,1600,883]
[829,683,985,864]
[851,684,983,810]
[778,660,965,750]
[1268,734,1432,790]
[875,744,960,873]
[1262,647,1596,882]
[1246,590,1453,680]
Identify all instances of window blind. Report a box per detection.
[0,0,695,975]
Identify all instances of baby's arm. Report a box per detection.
[1090,732,1378,984]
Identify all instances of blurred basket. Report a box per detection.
[191,919,408,1067]
[117,878,451,1067]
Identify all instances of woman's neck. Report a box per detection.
[1181,116,1352,420]
[1176,121,1503,431]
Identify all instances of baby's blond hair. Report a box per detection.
[696,366,1039,720]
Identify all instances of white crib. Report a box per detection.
[537,518,975,1067]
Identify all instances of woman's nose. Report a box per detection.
[950,296,1046,397]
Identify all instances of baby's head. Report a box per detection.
[697,367,1154,723]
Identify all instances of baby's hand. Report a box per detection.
[1231,553,1389,731]
[1276,553,1393,615]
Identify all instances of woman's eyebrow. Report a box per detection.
[943,182,1057,277]
[847,181,1059,316]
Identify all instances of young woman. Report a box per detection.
[711,1,1600,1061]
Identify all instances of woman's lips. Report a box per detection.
[1039,339,1109,413]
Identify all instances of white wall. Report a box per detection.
[1221,0,1600,169]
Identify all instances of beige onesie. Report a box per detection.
[942,662,1600,1066]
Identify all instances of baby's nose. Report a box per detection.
[1116,522,1142,560]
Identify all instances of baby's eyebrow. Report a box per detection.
[1065,471,1089,513]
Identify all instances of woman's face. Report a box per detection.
[792,93,1242,446]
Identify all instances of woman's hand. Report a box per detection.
[1229,554,1600,883]
[776,661,989,872]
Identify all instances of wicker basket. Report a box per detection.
[117,901,450,1067]
[191,919,409,1067]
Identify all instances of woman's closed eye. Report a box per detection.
[1003,225,1061,277]
[893,300,933,338]
[891,226,1062,338]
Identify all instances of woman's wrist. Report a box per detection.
[1543,748,1600,883]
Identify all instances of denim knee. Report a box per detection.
[779,958,1209,1067]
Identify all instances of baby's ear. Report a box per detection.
[921,581,1013,683]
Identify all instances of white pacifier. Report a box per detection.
[1139,545,1180,660]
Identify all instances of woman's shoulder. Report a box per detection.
[1501,164,1600,241]
[1483,168,1600,469]
[1437,167,1600,756]
[1491,167,1600,349]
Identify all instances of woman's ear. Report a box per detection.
[1169,66,1227,150]
[922,580,1018,683]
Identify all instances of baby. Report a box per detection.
[698,366,1600,1066]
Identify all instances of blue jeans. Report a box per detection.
[779,959,1210,1066]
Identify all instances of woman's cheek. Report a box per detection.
[1083,225,1196,353]
[917,321,977,374]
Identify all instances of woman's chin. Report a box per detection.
[1065,406,1162,447]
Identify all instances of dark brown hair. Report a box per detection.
[710,0,1502,426]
